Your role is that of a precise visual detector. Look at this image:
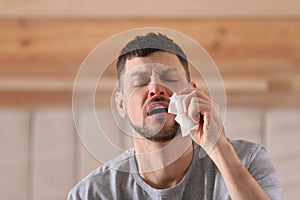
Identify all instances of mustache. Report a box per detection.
[145,96,170,106]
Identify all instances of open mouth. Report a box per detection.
[147,103,169,116]
[149,106,168,116]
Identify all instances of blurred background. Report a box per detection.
[0,0,299,199]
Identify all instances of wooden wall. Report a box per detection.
[0,0,300,199]
[0,0,299,18]
[1,19,299,108]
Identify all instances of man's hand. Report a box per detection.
[179,87,272,200]
[180,88,225,154]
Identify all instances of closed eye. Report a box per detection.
[160,74,179,82]
[132,77,150,87]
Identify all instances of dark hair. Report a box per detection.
[116,32,191,82]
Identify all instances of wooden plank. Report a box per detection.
[0,19,299,77]
[0,90,300,109]
[0,0,299,18]
[266,109,300,200]
[0,19,299,84]
[0,19,299,108]
[31,109,75,200]
[0,76,268,93]
[0,110,30,200]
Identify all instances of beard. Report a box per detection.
[130,117,180,142]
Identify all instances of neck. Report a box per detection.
[133,135,194,189]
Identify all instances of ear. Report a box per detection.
[189,81,197,89]
[115,91,126,118]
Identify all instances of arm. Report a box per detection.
[208,134,272,200]
[182,87,278,200]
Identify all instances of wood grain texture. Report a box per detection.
[0,0,299,18]
[0,19,299,108]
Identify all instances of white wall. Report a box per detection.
[0,107,299,199]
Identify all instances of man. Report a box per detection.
[68,33,281,199]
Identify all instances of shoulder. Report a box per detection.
[228,139,265,166]
[228,139,282,199]
[229,139,262,153]
[68,148,135,199]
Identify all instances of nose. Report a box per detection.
[148,83,168,98]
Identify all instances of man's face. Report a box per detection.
[119,51,189,142]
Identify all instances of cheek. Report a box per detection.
[125,88,146,122]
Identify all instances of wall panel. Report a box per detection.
[0,19,299,108]
[31,109,75,200]
[0,0,299,18]
[0,110,30,200]
[266,109,300,199]
[225,107,263,144]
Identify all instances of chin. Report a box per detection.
[130,115,179,142]
[146,124,180,143]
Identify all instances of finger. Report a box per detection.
[182,90,197,113]
[182,90,210,113]
[177,87,194,95]
[188,97,211,123]
[194,89,210,101]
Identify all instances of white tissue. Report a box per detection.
[168,93,199,137]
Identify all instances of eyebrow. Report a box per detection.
[159,68,179,75]
[129,67,178,78]
[130,70,151,77]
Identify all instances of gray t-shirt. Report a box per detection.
[68,140,281,200]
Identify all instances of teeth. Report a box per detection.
[149,106,168,116]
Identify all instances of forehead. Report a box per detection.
[124,51,186,76]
